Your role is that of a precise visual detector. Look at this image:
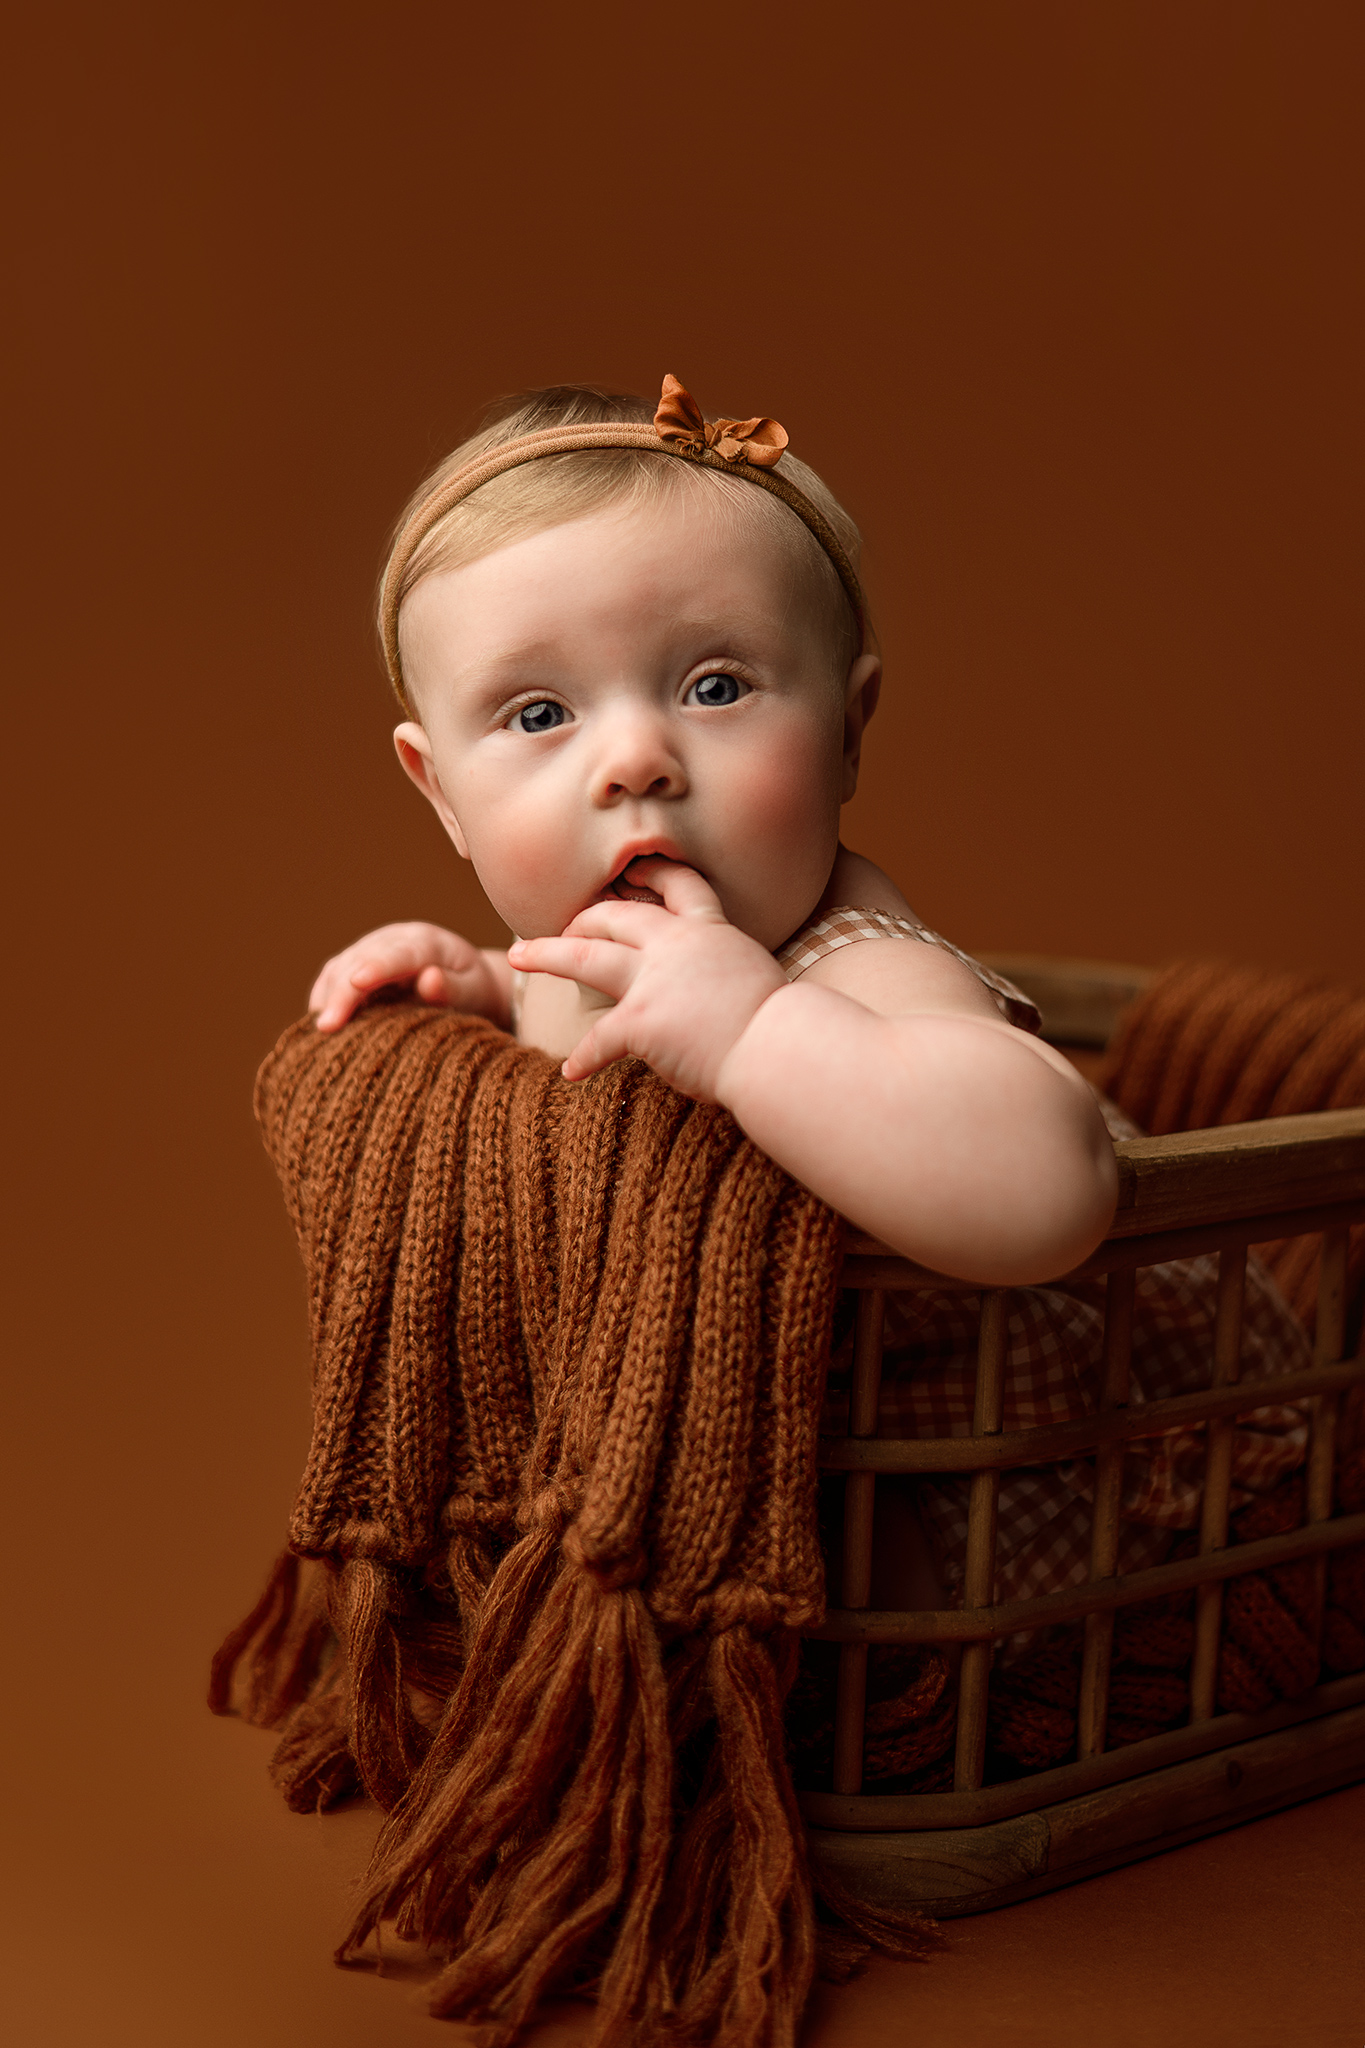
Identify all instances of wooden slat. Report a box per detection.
[848,1289,885,1442]
[832,1647,869,1799]
[1307,1228,1349,1646]
[1063,1199,1365,1279]
[1307,1225,1348,1532]
[802,1672,1365,1833]
[1107,1111,1365,1236]
[1189,1248,1248,1719]
[1077,1270,1135,1758]
[809,1510,1365,1646]
[841,1252,980,1293]
[953,1290,1008,1792]
[818,1357,1365,1474]
[831,1291,885,1796]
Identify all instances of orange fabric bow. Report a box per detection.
[653,372,789,469]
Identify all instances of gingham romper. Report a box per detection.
[779,904,1312,1617]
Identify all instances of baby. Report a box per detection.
[309,376,1118,1289]
[291,376,1313,1782]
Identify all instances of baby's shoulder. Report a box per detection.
[783,848,1040,1030]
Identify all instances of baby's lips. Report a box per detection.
[614,851,697,887]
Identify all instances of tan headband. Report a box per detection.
[379,373,866,711]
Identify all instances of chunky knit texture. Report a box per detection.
[210,1000,911,2045]
[1100,958,1365,1337]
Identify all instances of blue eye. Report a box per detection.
[690,672,744,706]
[513,700,566,732]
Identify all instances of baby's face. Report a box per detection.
[396,494,874,947]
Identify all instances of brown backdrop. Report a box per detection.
[6,5,1364,2044]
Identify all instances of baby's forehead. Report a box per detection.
[411,507,813,635]
[401,494,845,688]
[525,490,820,586]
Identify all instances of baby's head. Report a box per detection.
[384,381,880,948]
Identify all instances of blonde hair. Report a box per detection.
[381,385,867,697]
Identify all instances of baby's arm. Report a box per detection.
[510,861,1115,1286]
[310,922,513,1032]
[718,947,1115,1285]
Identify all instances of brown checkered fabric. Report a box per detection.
[816,1059,1313,1628]
[775,905,1042,1032]
[876,1247,1308,1607]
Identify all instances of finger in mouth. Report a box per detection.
[605,854,681,907]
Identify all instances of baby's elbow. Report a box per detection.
[988,1110,1118,1285]
[1027,1131,1117,1281]
[852,1019,1122,1285]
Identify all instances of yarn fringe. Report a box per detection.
[209,1549,333,1730]
[324,1540,834,2048]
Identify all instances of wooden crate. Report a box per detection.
[803,959,1365,1914]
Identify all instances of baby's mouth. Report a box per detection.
[603,854,686,907]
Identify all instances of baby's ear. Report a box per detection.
[394,724,471,859]
[840,655,882,800]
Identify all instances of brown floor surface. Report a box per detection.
[7,1683,1362,2048]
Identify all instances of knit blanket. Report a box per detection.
[211,1000,895,2046]
[1100,957,1365,1335]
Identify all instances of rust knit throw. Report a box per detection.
[210,1001,864,2046]
[1100,958,1365,1339]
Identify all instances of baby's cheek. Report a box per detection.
[469,803,583,937]
[729,731,839,848]
[713,735,841,940]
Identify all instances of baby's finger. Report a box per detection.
[560,1013,628,1083]
[413,963,490,1008]
[311,924,483,1031]
[313,976,375,1032]
[342,926,479,987]
[312,949,423,1027]
[510,934,636,999]
[410,964,449,1006]
[308,964,341,1014]
[559,900,667,946]
[627,857,725,921]
[347,946,435,989]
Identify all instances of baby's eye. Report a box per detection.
[511,700,567,733]
[687,672,748,707]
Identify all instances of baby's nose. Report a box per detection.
[589,709,688,805]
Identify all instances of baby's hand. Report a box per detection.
[309,922,511,1033]
[508,860,785,1100]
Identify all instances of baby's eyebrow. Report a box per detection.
[446,645,572,698]
[467,640,565,670]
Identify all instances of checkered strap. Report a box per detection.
[774,905,1042,1034]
